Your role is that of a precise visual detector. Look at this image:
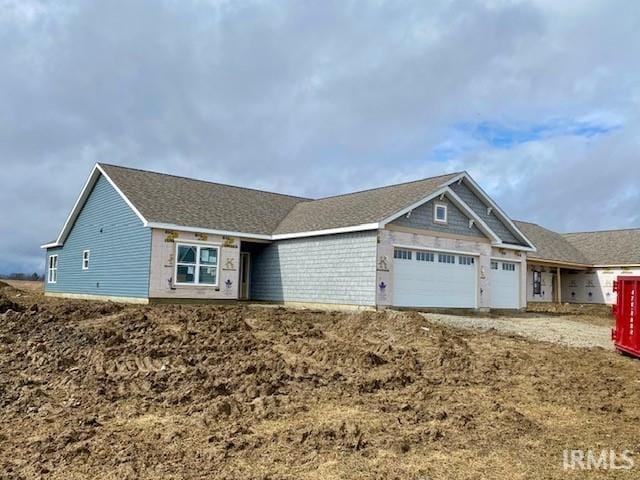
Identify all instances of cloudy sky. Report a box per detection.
[1,0,639,275]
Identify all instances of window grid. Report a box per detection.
[458,256,475,266]
[502,262,516,272]
[82,250,90,270]
[416,251,435,262]
[175,244,220,286]
[438,254,455,264]
[394,248,412,260]
[491,261,499,270]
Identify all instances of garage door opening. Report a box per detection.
[392,247,478,308]
[490,260,521,309]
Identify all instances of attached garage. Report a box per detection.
[392,247,478,308]
[489,260,521,308]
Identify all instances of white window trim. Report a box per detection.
[174,242,220,287]
[82,250,90,270]
[48,255,58,283]
[434,202,448,224]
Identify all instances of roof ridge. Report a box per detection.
[98,163,312,202]
[313,171,462,201]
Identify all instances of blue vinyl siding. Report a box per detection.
[250,232,377,306]
[44,174,151,298]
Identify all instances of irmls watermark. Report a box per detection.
[563,449,635,471]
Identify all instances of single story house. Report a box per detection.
[42,164,639,309]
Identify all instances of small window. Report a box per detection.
[82,250,90,270]
[394,248,412,260]
[48,255,58,283]
[502,262,516,272]
[491,261,499,270]
[175,244,219,285]
[438,254,455,264]
[416,251,434,262]
[434,202,448,224]
[533,271,542,295]
[459,256,475,266]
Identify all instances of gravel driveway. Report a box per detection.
[421,313,613,349]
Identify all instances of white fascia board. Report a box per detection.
[48,164,150,248]
[146,222,272,241]
[96,164,148,226]
[490,256,524,263]
[445,172,537,251]
[271,223,379,240]
[493,242,536,253]
[40,242,62,249]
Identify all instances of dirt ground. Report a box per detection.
[1,281,639,479]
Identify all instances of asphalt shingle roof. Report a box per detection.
[100,164,461,236]
[100,164,307,236]
[513,221,591,265]
[272,173,460,234]
[563,229,640,266]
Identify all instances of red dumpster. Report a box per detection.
[612,276,640,358]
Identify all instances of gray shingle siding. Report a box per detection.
[44,174,151,298]
[390,197,484,237]
[449,182,521,244]
[250,232,377,305]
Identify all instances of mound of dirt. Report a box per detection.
[0,298,639,479]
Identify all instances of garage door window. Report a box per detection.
[459,256,475,266]
[438,254,455,264]
[394,248,412,260]
[416,251,434,262]
[502,262,516,271]
[491,261,499,270]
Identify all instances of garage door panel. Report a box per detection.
[490,261,520,309]
[393,250,477,308]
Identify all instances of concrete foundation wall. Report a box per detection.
[148,229,241,300]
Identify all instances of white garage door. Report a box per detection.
[393,248,477,308]
[490,260,520,309]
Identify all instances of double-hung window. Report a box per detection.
[48,255,58,283]
[175,244,219,286]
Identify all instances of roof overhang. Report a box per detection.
[526,258,591,269]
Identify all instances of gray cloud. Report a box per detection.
[0,0,638,274]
